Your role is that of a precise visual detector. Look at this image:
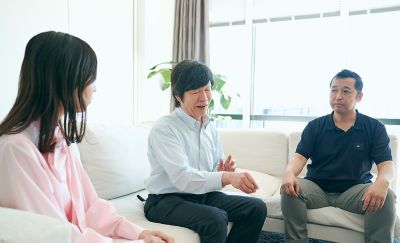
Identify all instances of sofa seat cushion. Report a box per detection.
[77,124,150,200]
[221,168,281,200]
[266,197,364,232]
[221,168,398,235]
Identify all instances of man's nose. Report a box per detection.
[335,91,343,100]
[200,91,209,100]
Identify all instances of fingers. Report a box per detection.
[247,173,259,190]
[155,231,174,243]
[217,159,224,171]
[141,230,175,243]
[364,197,377,212]
[226,159,237,171]
[152,237,164,243]
[219,155,236,172]
[282,184,297,197]
[225,155,236,171]
[225,154,232,164]
[363,194,385,212]
[281,176,299,197]
[150,231,175,243]
[238,172,258,194]
[294,183,300,196]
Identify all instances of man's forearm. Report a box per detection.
[376,160,395,186]
[285,153,307,177]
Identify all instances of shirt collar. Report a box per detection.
[327,109,361,130]
[175,107,210,130]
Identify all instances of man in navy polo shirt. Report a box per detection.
[281,69,396,243]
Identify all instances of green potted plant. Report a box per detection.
[147,61,237,119]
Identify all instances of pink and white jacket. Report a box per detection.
[0,123,145,242]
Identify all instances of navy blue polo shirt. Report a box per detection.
[297,111,392,193]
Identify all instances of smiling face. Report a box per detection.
[329,77,363,115]
[176,82,212,121]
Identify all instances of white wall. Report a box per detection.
[0,0,69,120]
[0,0,175,125]
[69,0,135,125]
[0,0,136,125]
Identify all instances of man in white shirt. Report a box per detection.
[144,60,267,243]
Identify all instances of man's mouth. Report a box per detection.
[197,104,208,109]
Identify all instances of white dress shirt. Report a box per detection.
[145,107,225,194]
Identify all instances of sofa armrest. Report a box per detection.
[0,207,72,243]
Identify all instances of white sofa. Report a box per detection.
[1,124,399,243]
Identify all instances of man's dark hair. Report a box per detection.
[171,60,214,107]
[330,69,363,93]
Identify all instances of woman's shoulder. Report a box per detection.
[0,132,45,174]
[0,132,37,154]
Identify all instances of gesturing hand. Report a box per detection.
[231,172,259,194]
[217,154,237,172]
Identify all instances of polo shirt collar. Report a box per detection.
[327,110,362,130]
[175,107,210,130]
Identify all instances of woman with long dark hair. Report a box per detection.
[0,31,173,243]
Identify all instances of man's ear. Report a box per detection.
[356,92,363,102]
[175,95,183,105]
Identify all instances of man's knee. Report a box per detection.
[385,188,396,207]
[380,188,397,218]
[281,190,301,206]
[199,210,228,237]
[250,197,267,220]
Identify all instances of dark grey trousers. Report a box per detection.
[281,178,396,243]
[144,191,267,243]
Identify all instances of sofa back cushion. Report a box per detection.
[289,131,398,191]
[219,129,288,176]
[77,124,150,200]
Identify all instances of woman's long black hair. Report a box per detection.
[0,31,97,153]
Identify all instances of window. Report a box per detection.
[209,0,400,130]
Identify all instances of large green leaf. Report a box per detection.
[147,68,172,91]
[220,93,231,110]
[160,69,171,84]
[160,82,171,91]
[147,68,171,80]
[149,61,176,71]
[212,74,227,91]
[208,99,215,113]
[147,70,159,79]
